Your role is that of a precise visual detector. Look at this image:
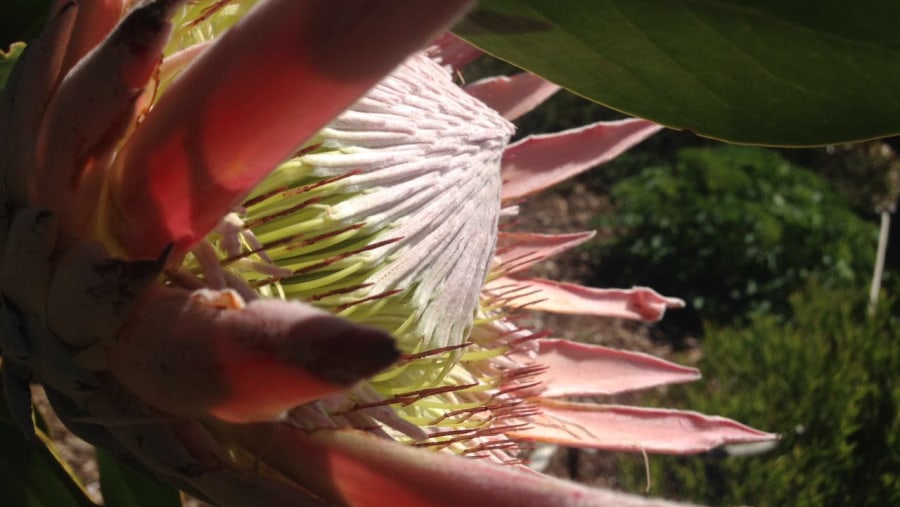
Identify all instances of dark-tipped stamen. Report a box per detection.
[335,289,404,312]
[399,341,473,363]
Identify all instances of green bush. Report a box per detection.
[591,145,878,326]
[615,283,900,506]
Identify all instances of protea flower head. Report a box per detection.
[0,1,776,506]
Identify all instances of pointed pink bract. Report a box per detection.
[486,277,685,321]
[513,400,778,455]
[521,339,700,397]
[465,73,560,121]
[225,425,696,507]
[496,231,596,275]
[501,118,662,201]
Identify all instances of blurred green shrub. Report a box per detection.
[591,145,878,327]
[615,283,900,506]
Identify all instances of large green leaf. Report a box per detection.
[96,449,182,507]
[456,1,900,146]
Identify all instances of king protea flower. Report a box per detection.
[0,1,775,506]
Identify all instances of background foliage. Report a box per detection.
[614,283,900,506]
[589,146,879,334]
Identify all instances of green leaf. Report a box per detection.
[455,1,900,146]
[96,448,182,507]
[0,394,97,507]
[1,42,25,92]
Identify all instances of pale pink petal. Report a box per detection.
[108,286,398,423]
[52,0,126,76]
[224,425,697,507]
[485,277,685,321]
[520,339,700,397]
[426,32,483,70]
[501,118,662,201]
[36,0,179,234]
[512,400,778,455]
[0,1,77,208]
[107,0,475,259]
[496,231,595,275]
[465,73,560,121]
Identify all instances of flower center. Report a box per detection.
[166,51,525,458]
